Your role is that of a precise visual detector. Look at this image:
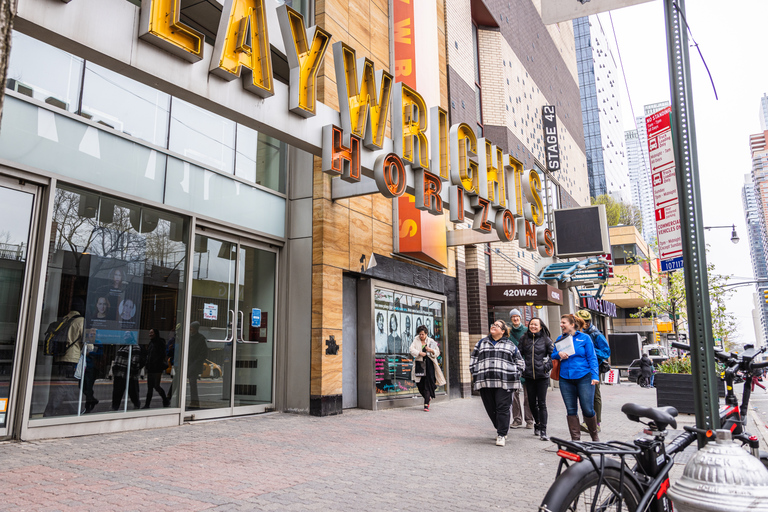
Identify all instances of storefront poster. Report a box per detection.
[84,254,143,345]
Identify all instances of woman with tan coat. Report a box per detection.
[409,325,446,411]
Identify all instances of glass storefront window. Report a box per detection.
[6,32,82,113]
[235,125,287,193]
[169,98,235,175]
[31,186,188,419]
[373,287,445,397]
[80,62,170,147]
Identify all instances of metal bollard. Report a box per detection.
[668,430,768,511]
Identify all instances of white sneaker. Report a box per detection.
[496,435,506,447]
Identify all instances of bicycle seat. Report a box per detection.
[621,403,678,430]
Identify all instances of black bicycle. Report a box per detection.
[539,342,768,512]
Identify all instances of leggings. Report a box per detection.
[524,377,549,429]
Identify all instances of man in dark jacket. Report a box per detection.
[508,309,534,429]
[576,310,610,432]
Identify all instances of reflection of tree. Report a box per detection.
[53,189,99,276]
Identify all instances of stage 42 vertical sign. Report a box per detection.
[542,106,561,173]
[647,107,683,272]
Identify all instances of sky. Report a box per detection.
[594,0,768,345]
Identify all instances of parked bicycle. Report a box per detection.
[539,342,768,512]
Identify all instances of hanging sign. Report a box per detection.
[203,303,218,321]
[251,308,262,328]
[542,105,561,173]
[647,107,683,272]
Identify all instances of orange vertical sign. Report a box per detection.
[394,0,448,268]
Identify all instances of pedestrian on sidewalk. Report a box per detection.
[518,318,554,441]
[576,310,610,433]
[639,353,654,388]
[508,309,534,429]
[410,325,445,411]
[553,314,600,442]
[143,328,170,408]
[470,321,525,447]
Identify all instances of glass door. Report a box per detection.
[0,178,39,438]
[188,233,276,415]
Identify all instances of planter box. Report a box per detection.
[655,373,725,414]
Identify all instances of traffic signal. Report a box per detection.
[655,332,660,343]
[764,289,768,303]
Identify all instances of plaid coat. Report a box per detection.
[469,335,525,391]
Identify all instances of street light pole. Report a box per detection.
[703,225,740,244]
[664,0,719,446]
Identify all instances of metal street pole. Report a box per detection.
[663,0,720,446]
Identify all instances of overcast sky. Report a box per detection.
[595,0,767,345]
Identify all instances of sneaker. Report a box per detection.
[533,425,540,436]
[424,404,430,412]
[540,431,549,442]
[580,422,589,433]
[525,423,534,429]
[496,435,506,447]
[510,422,523,429]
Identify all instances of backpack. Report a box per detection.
[43,314,82,356]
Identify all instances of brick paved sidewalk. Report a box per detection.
[0,383,686,512]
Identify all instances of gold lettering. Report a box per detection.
[210,0,274,97]
[450,123,479,194]
[393,83,429,169]
[139,0,204,62]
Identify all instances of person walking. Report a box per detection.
[575,310,610,433]
[553,314,600,441]
[518,318,554,441]
[409,325,446,411]
[470,321,525,447]
[143,328,170,408]
[639,353,654,388]
[508,309,535,429]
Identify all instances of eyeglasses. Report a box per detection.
[491,323,505,330]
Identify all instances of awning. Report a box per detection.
[486,284,564,306]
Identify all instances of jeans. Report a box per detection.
[524,378,549,430]
[559,374,596,418]
[479,387,514,437]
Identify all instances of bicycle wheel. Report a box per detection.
[541,466,642,512]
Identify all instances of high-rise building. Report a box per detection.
[742,173,768,343]
[760,93,768,131]
[625,101,670,247]
[574,16,629,202]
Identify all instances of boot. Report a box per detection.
[567,415,581,441]
[585,415,600,442]
[539,428,549,442]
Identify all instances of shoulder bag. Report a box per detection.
[550,359,561,381]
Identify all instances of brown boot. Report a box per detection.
[566,415,581,441]
[585,414,600,442]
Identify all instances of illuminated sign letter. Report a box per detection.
[506,155,525,217]
[495,209,516,242]
[449,123,479,194]
[538,228,555,257]
[321,125,361,183]
[523,169,544,226]
[332,42,393,150]
[374,153,407,198]
[210,0,274,97]
[449,186,465,223]
[471,196,492,233]
[277,5,331,118]
[393,83,430,169]
[139,0,204,62]
[430,107,449,181]
[522,220,536,250]
[415,170,443,215]
[479,139,506,205]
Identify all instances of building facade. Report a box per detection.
[574,15,629,202]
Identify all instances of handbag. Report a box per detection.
[414,359,426,377]
[550,359,561,381]
[74,351,86,380]
[599,360,611,374]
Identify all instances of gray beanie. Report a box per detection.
[509,308,522,318]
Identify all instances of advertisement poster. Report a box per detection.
[373,287,444,397]
[84,255,143,345]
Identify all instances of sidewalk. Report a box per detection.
[0,384,685,511]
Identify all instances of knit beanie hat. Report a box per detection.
[509,308,522,318]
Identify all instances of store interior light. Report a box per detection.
[526,302,534,306]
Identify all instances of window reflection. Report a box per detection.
[169,99,235,175]
[235,126,287,193]
[31,187,188,419]
[80,62,170,147]
[6,31,82,112]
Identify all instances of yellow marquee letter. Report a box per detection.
[210,0,274,97]
[393,83,429,170]
[139,0,204,62]
[449,123,479,195]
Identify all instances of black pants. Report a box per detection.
[43,362,79,417]
[524,378,549,431]
[479,387,514,437]
[145,372,168,406]
[112,376,140,410]
[416,358,436,405]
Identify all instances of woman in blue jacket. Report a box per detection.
[553,314,600,441]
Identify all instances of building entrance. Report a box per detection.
[0,177,39,438]
[187,231,277,418]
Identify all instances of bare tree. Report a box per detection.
[0,0,16,127]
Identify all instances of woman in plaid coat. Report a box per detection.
[470,320,525,447]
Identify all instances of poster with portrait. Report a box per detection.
[84,254,143,345]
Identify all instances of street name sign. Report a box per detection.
[647,107,683,272]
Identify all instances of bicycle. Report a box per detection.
[539,342,768,512]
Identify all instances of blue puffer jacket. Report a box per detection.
[583,324,610,363]
[552,331,599,381]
